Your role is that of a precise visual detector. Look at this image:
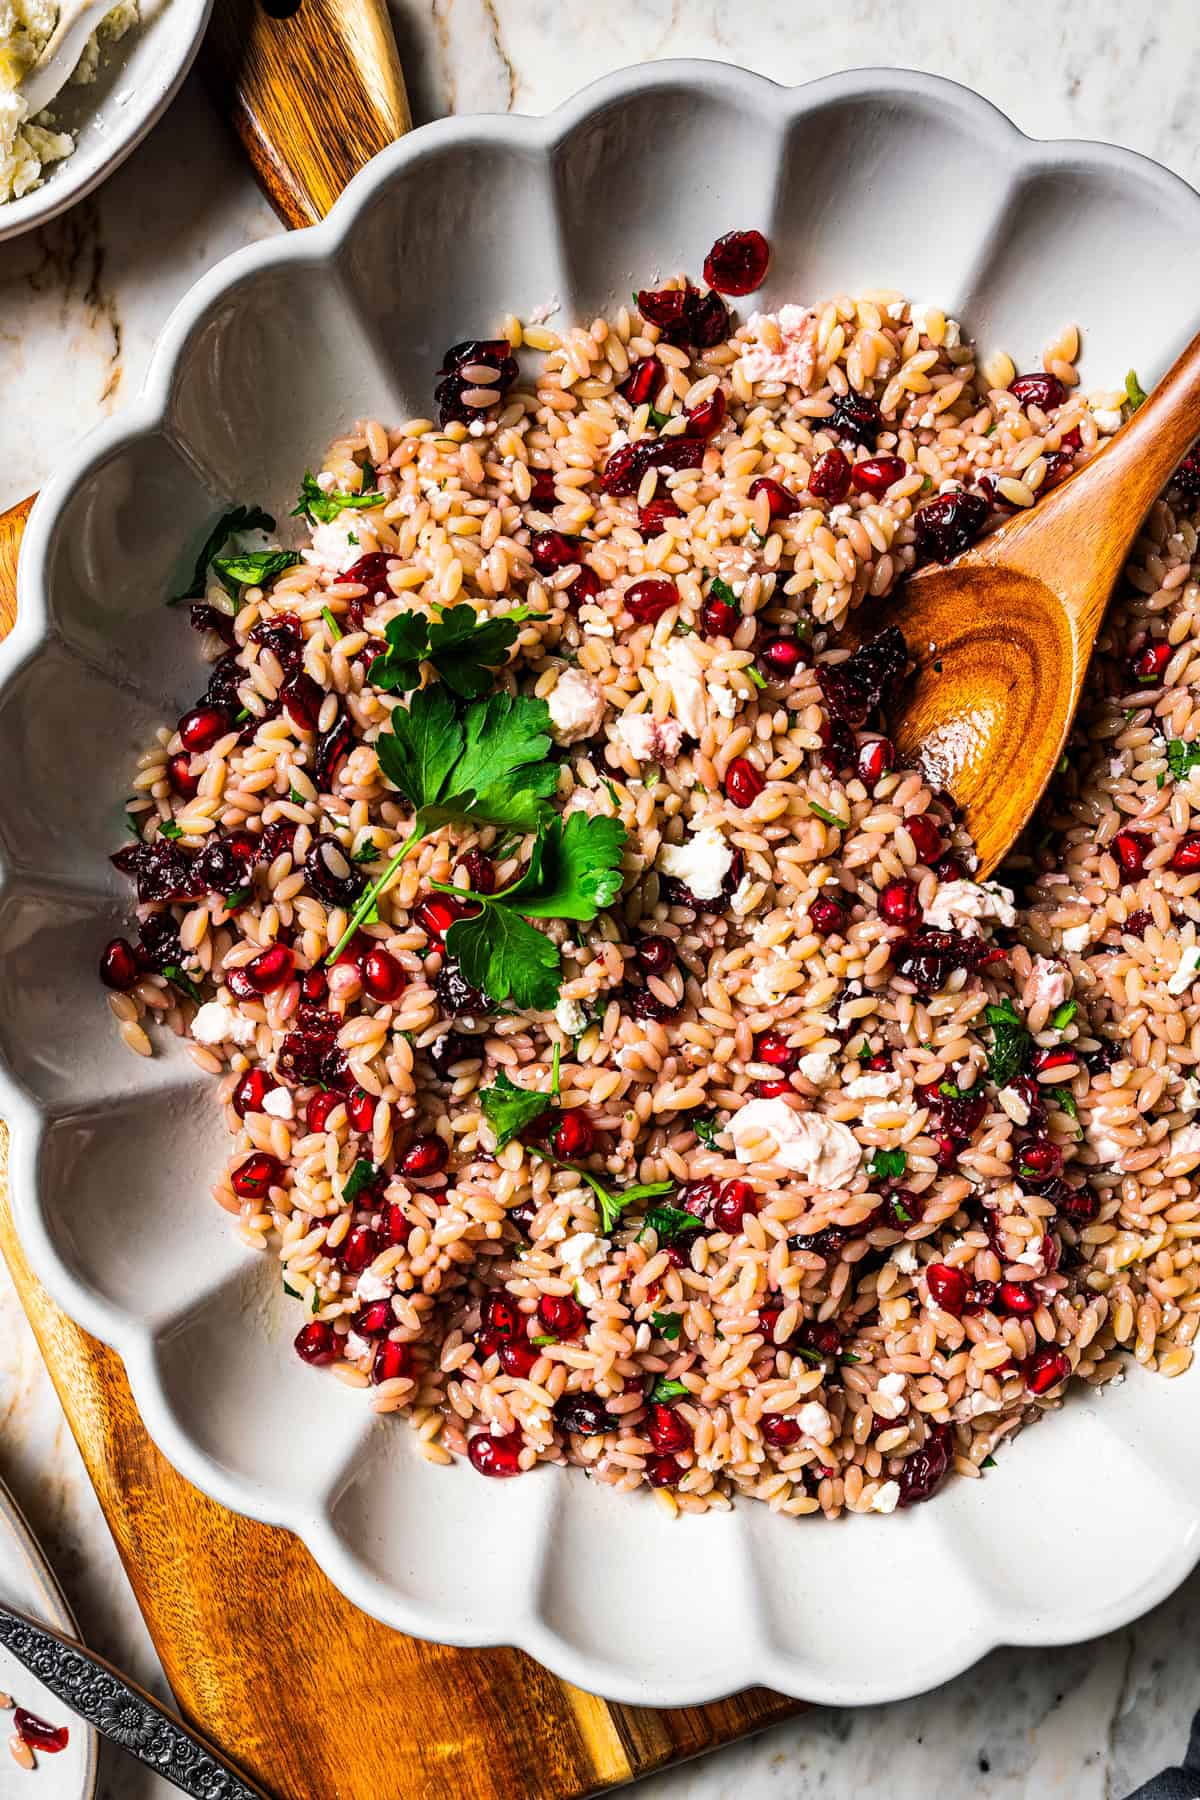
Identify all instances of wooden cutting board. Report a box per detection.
[0,13,803,1787]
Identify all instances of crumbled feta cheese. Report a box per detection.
[731,873,757,917]
[729,1099,862,1187]
[892,1242,918,1274]
[574,1276,601,1306]
[749,954,794,1007]
[344,1331,371,1361]
[555,997,587,1036]
[1178,1077,1200,1112]
[1088,1125,1127,1168]
[616,711,683,764]
[657,825,734,901]
[262,1086,295,1120]
[315,470,337,492]
[998,1085,1031,1127]
[738,305,819,389]
[304,513,372,575]
[871,1480,901,1514]
[708,680,739,719]
[578,604,613,638]
[798,1050,837,1086]
[845,1072,900,1100]
[1092,407,1123,434]
[877,1372,906,1398]
[560,1232,608,1279]
[191,1001,257,1047]
[924,879,1017,937]
[355,1270,392,1303]
[661,636,708,737]
[1030,956,1069,1010]
[798,1400,834,1444]
[542,1214,567,1244]
[547,669,606,745]
[1014,1241,1044,1268]
[1168,944,1200,995]
[1061,923,1091,952]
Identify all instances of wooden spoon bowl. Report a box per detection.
[882,321,1200,876]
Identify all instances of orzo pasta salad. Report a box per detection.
[100,228,1200,1518]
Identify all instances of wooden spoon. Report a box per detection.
[880,331,1200,877]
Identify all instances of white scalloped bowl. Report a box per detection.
[4,63,1200,1709]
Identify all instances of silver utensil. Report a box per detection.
[0,1601,275,1798]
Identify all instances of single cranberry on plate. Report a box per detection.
[914,489,988,563]
[635,934,676,975]
[702,228,770,295]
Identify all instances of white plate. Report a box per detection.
[0,1482,98,1794]
[0,0,211,244]
[3,62,1200,1707]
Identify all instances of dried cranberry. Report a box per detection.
[1041,449,1076,490]
[99,937,138,990]
[1008,372,1067,410]
[703,228,770,295]
[962,1280,997,1314]
[725,756,765,808]
[531,530,583,573]
[818,626,907,727]
[684,388,727,439]
[278,1018,348,1090]
[678,1178,721,1228]
[914,490,988,563]
[883,1188,923,1231]
[231,1152,282,1200]
[636,282,730,350]
[343,554,396,628]
[178,705,228,752]
[111,838,197,904]
[468,1428,524,1476]
[539,1292,586,1338]
[896,1424,953,1506]
[621,358,661,407]
[926,1262,968,1315]
[760,635,808,678]
[599,436,705,497]
[1123,912,1153,941]
[829,392,882,448]
[428,1028,476,1077]
[280,673,322,733]
[879,878,919,926]
[625,577,678,623]
[294,1321,337,1365]
[554,1392,612,1436]
[435,340,518,426]
[1175,446,1200,500]
[1024,1348,1071,1394]
[313,709,356,790]
[750,474,803,517]
[401,1134,448,1179]
[1018,1139,1063,1183]
[258,820,298,864]
[640,494,683,534]
[1054,1181,1100,1224]
[1112,830,1151,880]
[435,959,488,1017]
[851,455,907,496]
[808,448,852,502]
[635,934,675,975]
[895,931,992,996]
[921,1080,987,1143]
[189,603,236,645]
[809,894,845,935]
[455,848,495,895]
[304,835,364,908]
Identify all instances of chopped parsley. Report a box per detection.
[289,786,306,805]
[651,1311,683,1342]
[981,1454,997,1470]
[649,1377,690,1403]
[602,777,621,808]
[530,1333,557,1348]
[1124,369,1148,417]
[855,1040,873,1063]
[1167,739,1200,782]
[321,606,344,641]
[292,470,385,525]
[692,1114,720,1149]
[890,1194,913,1224]
[1049,1085,1079,1122]
[708,575,738,606]
[985,996,1031,1087]
[640,1204,704,1247]
[1052,1000,1077,1031]
[369,602,543,701]
[211,548,303,605]
[341,1159,380,1205]
[809,800,848,829]
[747,667,766,690]
[124,811,142,838]
[647,406,672,430]
[350,840,380,864]
[576,1172,675,1237]
[161,963,202,1005]
[170,503,274,604]
[224,887,251,911]
[159,820,184,841]
[283,1278,302,1300]
[643,766,661,790]
[480,1066,556,1150]
[234,707,252,724]
[868,1148,907,1180]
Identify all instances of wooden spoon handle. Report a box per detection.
[0,496,29,640]
[201,0,411,228]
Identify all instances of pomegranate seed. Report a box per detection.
[168,752,199,798]
[809,894,844,935]
[725,756,765,808]
[1019,1139,1063,1182]
[245,943,294,994]
[914,490,988,563]
[635,934,676,975]
[469,1429,524,1477]
[294,1321,337,1364]
[645,1454,682,1487]
[232,1068,275,1118]
[362,946,406,1003]
[301,968,328,1005]
[700,594,739,637]
[851,455,907,496]
[648,1401,693,1453]
[625,577,678,623]
[99,936,139,990]
[1056,1181,1100,1224]
[756,1030,799,1072]
[481,1292,519,1340]
[702,228,770,295]
[401,1133,448,1178]
[178,705,228,751]
[383,1201,411,1246]
[621,358,661,407]
[934,853,964,882]
[1171,834,1200,873]
[539,1292,586,1337]
[749,475,802,518]
[341,1225,382,1273]
[713,1178,756,1233]
[1113,830,1151,880]
[857,737,894,784]
[808,448,852,502]
[570,565,602,603]
[1008,372,1067,410]
[684,387,727,439]
[906,815,943,861]
[549,1109,594,1159]
[761,1413,801,1448]
[1031,1046,1079,1076]
[963,1280,997,1314]
[879,878,919,926]
[555,1392,612,1435]
[1024,1348,1071,1394]
[998,1281,1037,1316]
[678,1178,721,1226]
[639,494,683,534]
[346,1087,377,1133]
[760,635,807,678]
[306,1090,341,1133]
[414,894,465,943]
[498,1338,539,1377]
[354,1300,394,1338]
[1129,641,1171,685]
[12,1710,68,1754]
[926,1262,968,1316]
[231,1152,282,1200]
[531,530,583,572]
[372,1339,413,1384]
[756,1078,793,1098]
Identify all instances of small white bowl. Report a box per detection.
[4,62,1200,1708]
[0,0,211,244]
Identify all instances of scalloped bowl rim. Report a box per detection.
[6,61,1200,1707]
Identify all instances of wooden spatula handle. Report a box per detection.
[0,496,29,640]
[201,0,411,228]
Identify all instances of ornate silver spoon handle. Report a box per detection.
[0,1601,275,1798]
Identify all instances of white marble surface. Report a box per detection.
[3,2,1200,1795]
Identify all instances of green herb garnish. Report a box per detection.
[530,1333,557,1348]
[692,1115,719,1149]
[1050,1085,1079,1122]
[170,503,274,604]
[647,406,672,430]
[350,840,379,864]
[283,1278,302,1300]
[747,667,766,689]
[1124,369,1148,416]
[649,1377,690,1403]
[321,606,344,641]
[1167,739,1200,781]
[161,963,202,1005]
[341,1159,380,1206]
[708,575,738,606]
[480,1068,555,1150]
[579,1174,675,1237]
[985,996,1031,1088]
[640,1204,704,1247]
[868,1148,907,1180]
[1052,1000,1077,1030]
[224,888,250,911]
[292,470,385,525]
[809,801,848,829]
[159,820,184,841]
[368,603,542,700]
[651,1311,683,1342]
[289,786,306,805]
[211,549,302,603]
[982,1454,997,1470]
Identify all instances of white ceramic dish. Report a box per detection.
[0,1481,98,1795]
[3,62,1200,1708]
[0,0,210,245]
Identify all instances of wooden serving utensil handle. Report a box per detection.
[201,0,411,228]
[0,495,30,640]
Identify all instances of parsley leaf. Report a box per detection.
[1167,739,1200,781]
[708,576,738,605]
[747,667,766,689]
[292,470,385,525]
[985,997,1031,1087]
[369,604,543,700]
[1124,369,1148,417]
[350,840,379,864]
[640,1203,703,1246]
[480,1069,555,1149]
[341,1159,380,1205]
[868,1148,907,1180]
[649,1377,689,1402]
[159,820,183,841]
[211,549,302,603]
[647,405,672,429]
[448,904,560,1011]
[170,504,274,604]
[981,1454,997,1470]
[809,800,848,829]
[321,606,344,641]
[367,612,431,695]
[578,1175,675,1237]
[1052,1000,1077,1030]
[530,1333,557,1347]
[651,1310,682,1341]
[1050,1085,1079,1121]
[162,963,203,1005]
[692,1115,719,1149]
[283,1278,302,1300]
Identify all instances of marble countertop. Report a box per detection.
[3,2,1200,1794]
